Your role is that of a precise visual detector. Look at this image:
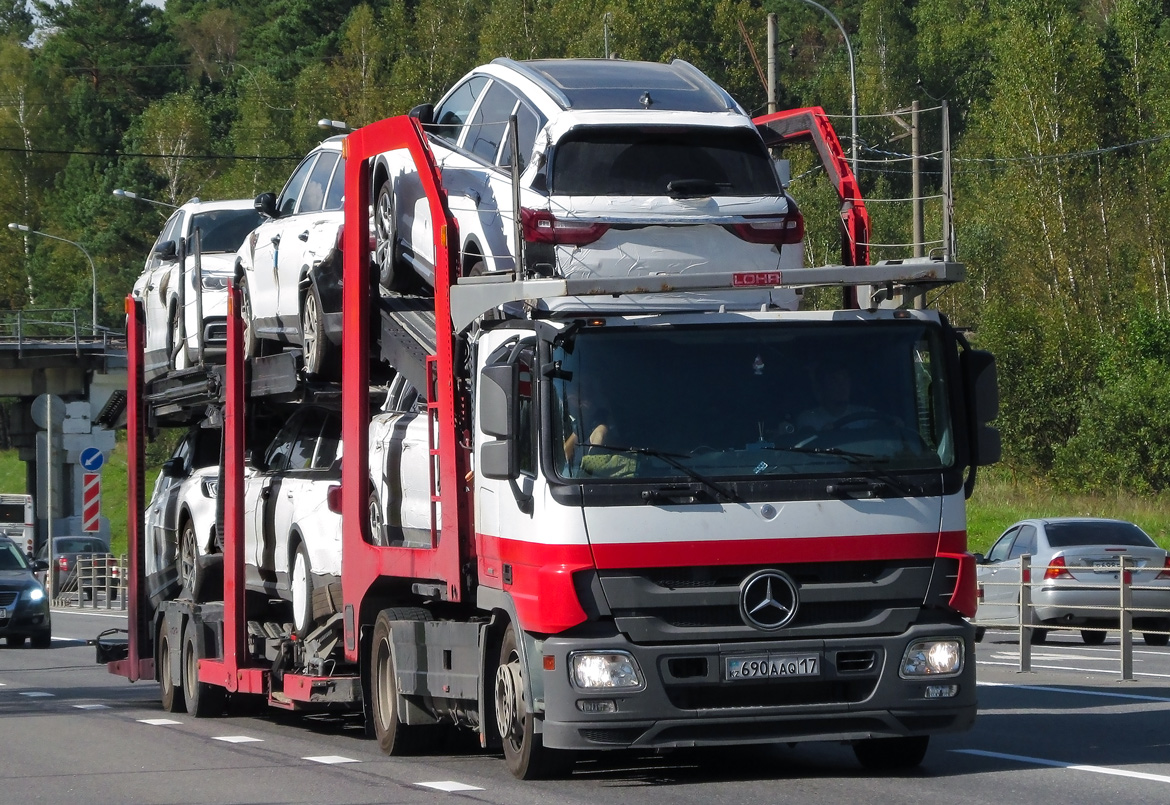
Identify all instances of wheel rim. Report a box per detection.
[368,494,383,546]
[159,635,172,696]
[302,290,321,372]
[292,549,309,633]
[240,284,256,358]
[374,635,395,731]
[183,637,197,702]
[374,186,394,269]
[179,526,196,590]
[495,651,524,750]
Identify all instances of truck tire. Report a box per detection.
[182,622,224,717]
[158,626,185,713]
[495,623,574,779]
[290,542,313,636]
[852,735,929,770]
[369,608,441,755]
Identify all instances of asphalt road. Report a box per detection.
[2,614,1169,804]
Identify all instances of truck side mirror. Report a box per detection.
[962,349,1001,467]
[153,239,178,261]
[479,363,518,480]
[254,192,279,219]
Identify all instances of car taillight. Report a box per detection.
[327,485,343,514]
[58,556,68,571]
[730,211,805,245]
[1044,555,1074,580]
[1157,556,1170,580]
[521,208,610,246]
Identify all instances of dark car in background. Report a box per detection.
[35,535,119,600]
[0,535,51,647]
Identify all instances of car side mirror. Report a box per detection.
[254,192,279,219]
[161,456,187,478]
[409,103,435,126]
[153,239,178,261]
[32,559,50,572]
[245,448,264,471]
[973,553,986,565]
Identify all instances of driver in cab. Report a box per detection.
[797,364,871,432]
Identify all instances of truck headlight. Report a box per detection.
[569,652,643,690]
[900,638,963,678]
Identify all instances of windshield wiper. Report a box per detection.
[756,445,915,495]
[586,443,741,503]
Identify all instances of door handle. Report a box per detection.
[261,487,271,499]
[271,233,281,246]
[298,230,310,241]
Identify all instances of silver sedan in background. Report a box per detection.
[976,517,1170,645]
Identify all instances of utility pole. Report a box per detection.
[912,101,922,259]
[767,14,778,114]
[941,100,953,260]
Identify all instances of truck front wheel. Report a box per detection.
[369,608,439,755]
[495,623,573,779]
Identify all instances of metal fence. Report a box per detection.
[973,553,1170,679]
[50,553,127,612]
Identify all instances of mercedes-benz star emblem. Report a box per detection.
[739,569,799,631]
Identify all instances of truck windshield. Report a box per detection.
[551,320,955,481]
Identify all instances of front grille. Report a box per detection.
[599,560,936,643]
[579,727,648,745]
[0,591,18,607]
[836,650,878,673]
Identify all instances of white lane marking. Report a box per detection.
[138,718,183,725]
[978,680,1170,703]
[213,735,264,743]
[0,681,6,686]
[20,691,54,698]
[977,659,1170,679]
[49,609,127,619]
[305,755,359,764]
[417,782,485,792]
[73,704,109,710]
[953,749,1170,784]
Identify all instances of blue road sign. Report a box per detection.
[79,446,105,472]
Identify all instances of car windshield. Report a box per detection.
[0,540,28,570]
[1045,521,1156,548]
[550,319,955,482]
[192,208,264,253]
[549,127,780,197]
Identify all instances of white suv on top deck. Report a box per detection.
[132,198,262,385]
[371,58,804,307]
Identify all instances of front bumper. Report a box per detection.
[0,599,50,638]
[538,621,976,751]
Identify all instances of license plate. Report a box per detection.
[726,654,820,681]
[1092,560,1120,571]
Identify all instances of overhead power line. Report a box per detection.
[0,145,299,161]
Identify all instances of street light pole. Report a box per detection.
[112,188,178,210]
[8,223,98,334]
[793,0,858,184]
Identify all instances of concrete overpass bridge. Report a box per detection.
[0,309,127,550]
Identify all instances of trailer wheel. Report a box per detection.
[291,542,313,636]
[495,623,573,779]
[370,608,440,755]
[158,626,185,713]
[852,736,929,770]
[182,622,224,717]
